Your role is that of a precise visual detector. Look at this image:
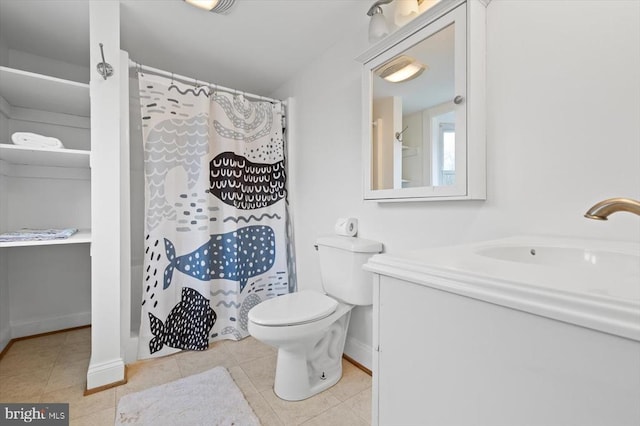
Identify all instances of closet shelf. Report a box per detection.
[0,144,90,168]
[0,229,91,248]
[0,66,90,117]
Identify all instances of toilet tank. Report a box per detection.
[316,235,383,305]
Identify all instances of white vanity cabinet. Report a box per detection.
[366,244,640,426]
[0,66,92,339]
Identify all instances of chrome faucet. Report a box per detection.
[584,198,640,220]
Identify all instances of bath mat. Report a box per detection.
[115,366,259,426]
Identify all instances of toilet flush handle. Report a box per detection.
[314,244,319,251]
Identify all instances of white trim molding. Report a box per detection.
[86,358,126,390]
[344,336,373,371]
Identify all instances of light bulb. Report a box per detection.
[394,0,419,26]
[369,11,389,43]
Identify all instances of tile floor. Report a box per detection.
[0,327,372,425]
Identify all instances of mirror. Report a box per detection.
[358,0,487,202]
[372,20,461,191]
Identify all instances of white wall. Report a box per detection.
[129,70,144,342]
[273,0,640,368]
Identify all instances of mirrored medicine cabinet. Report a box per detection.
[357,0,489,202]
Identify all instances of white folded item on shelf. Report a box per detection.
[11,132,64,149]
[0,228,78,242]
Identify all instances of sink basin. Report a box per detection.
[472,240,640,301]
[476,245,639,270]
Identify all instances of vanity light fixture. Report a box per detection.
[394,0,420,26]
[376,55,427,83]
[367,0,393,42]
[184,0,236,14]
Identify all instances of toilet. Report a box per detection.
[247,235,382,401]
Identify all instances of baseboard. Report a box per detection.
[344,336,372,371]
[0,325,90,361]
[343,353,372,376]
[10,311,91,338]
[0,325,11,357]
[87,357,126,390]
[123,334,139,364]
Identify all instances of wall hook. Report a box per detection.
[395,125,409,142]
[97,43,114,80]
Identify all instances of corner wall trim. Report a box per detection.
[87,357,126,390]
[10,312,91,339]
[0,325,91,360]
[0,326,10,358]
[344,336,373,371]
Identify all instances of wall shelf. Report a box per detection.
[0,229,91,248]
[0,66,90,117]
[0,144,90,169]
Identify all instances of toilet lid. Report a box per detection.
[248,290,338,326]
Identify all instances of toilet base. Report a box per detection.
[273,310,352,401]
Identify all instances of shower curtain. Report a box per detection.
[137,72,293,359]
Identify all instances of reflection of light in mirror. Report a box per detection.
[385,62,426,82]
[376,55,427,83]
[184,0,220,10]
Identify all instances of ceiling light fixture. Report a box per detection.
[367,0,393,43]
[184,0,236,14]
[376,55,427,83]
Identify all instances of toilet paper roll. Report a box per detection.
[334,217,358,237]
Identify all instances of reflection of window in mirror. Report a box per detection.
[429,109,456,187]
[423,106,455,187]
[439,123,455,186]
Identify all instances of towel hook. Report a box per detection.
[96,43,114,80]
[395,125,409,142]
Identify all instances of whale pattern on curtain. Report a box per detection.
[137,72,291,359]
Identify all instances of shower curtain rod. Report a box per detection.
[129,60,284,105]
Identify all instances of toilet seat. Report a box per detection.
[248,290,338,326]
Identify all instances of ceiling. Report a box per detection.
[0,0,369,96]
